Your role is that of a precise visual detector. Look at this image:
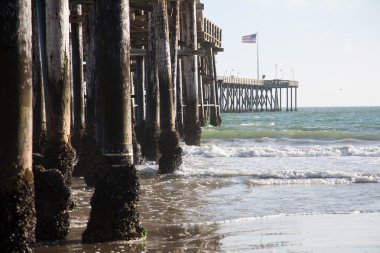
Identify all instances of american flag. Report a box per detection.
[242,34,257,43]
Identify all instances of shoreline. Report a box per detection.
[35,211,380,252]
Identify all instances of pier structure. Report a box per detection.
[217,77,299,113]
[197,15,224,127]
[1,0,224,251]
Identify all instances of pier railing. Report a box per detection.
[198,17,222,48]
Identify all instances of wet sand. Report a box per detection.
[34,177,380,253]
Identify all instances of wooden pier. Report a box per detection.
[217,77,299,113]
[0,0,300,250]
[0,0,225,250]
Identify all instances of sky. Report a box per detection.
[204,0,380,107]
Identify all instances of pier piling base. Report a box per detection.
[44,141,75,188]
[176,120,185,140]
[0,166,36,253]
[141,124,160,162]
[33,165,70,242]
[34,141,75,242]
[82,164,144,243]
[184,118,202,146]
[159,131,183,174]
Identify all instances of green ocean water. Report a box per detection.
[202,107,380,141]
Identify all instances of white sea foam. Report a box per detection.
[183,143,380,158]
[240,122,275,127]
[245,174,380,186]
[179,210,378,227]
[176,163,380,184]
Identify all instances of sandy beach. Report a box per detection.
[35,175,380,253]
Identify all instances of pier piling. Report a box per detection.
[141,12,160,161]
[153,0,182,173]
[82,0,143,243]
[71,4,85,151]
[183,0,201,146]
[36,0,76,242]
[0,1,36,251]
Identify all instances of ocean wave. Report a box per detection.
[176,163,380,185]
[245,172,380,186]
[183,144,380,158]
[202,129,380,141]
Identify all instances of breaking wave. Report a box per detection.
[183,144,380,158]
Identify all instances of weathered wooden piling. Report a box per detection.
[153,0,182,173]
[72,3,102,183]
[176,58,185,137]
[0,1,36,252]
[198,73,206,126]
[71,4,85,151]
[34,0,76,242]
[207,46,221,126]
[212,49,222,121]
[32,0,47,154]
[141,12,160,161]
[133,55,145,165]
[182,0,202,146]
[135,55,145,131]
[169,1,180,117]
[82,0,144,243]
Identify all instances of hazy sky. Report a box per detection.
[204,0,380,107]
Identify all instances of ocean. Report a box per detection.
[36,107,380,252]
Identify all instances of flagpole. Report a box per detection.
[256,32,259,80]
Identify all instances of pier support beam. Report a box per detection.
[141,12,160,161]
[0,1,36,251]
[153,0,182,173]
[286,88,289,111]
[82,0,144,243]
[295,87,298,111]
[73,4,101,183]
[198,74,206,126]
[290,87,293,111]
[35,0,76,242]
[135,57,146,126]
[134,55,146,145]
[71,4,85,151]
[207,47,221,126]
[169,1,180,119]
[182,0,201,146]
[32,0,47,154]
[176,58,184,137]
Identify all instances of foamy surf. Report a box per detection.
[179,210,376,227]
[182,143,380,158]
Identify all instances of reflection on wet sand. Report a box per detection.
[34,176,380,252]
[35,176,224,252]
